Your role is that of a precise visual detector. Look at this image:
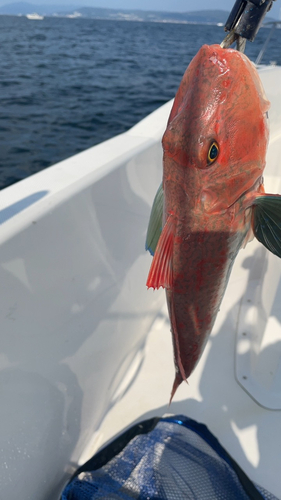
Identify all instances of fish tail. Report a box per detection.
[168,296,188,403]
[169,372,188,405]
[170,297,187,377]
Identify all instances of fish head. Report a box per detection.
[162,44,270,213]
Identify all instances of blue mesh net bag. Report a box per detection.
[61,415,279,500]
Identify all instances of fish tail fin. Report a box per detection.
[169,373,188,405]
[168,293,188,404]
[169,373,182,405]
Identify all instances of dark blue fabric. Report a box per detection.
[61,415,279,500]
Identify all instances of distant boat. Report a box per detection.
[66,11,82,18]
[26,13,44,20]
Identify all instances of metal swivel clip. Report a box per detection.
[221,0,276,52]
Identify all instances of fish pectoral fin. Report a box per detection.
[252,194,281,258]
[145,184,164,256]
[146,214,176,289]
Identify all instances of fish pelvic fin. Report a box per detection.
[145,184,164,256]
[252,194,281,258]
[146,214,176,289]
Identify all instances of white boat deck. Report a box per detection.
[90,231,281,497]
[0,65,281,499]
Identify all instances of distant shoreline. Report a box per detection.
[0,4,277,23]
[0,14,277,27]
[0,14,227,26]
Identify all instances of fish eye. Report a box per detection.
[208,141,219,164]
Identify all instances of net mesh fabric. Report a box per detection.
[255,485,279,500]
[62,416,279,500]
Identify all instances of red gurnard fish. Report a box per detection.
[146,44,281,401]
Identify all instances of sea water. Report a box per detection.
[0,15,280,190]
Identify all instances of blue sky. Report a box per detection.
[1,0,280,18]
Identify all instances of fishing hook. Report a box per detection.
[220,30,246,52]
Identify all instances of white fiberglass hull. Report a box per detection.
[0,65,281,499]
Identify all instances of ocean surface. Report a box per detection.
[1,15,281,190]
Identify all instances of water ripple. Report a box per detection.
[0,16,280,189]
